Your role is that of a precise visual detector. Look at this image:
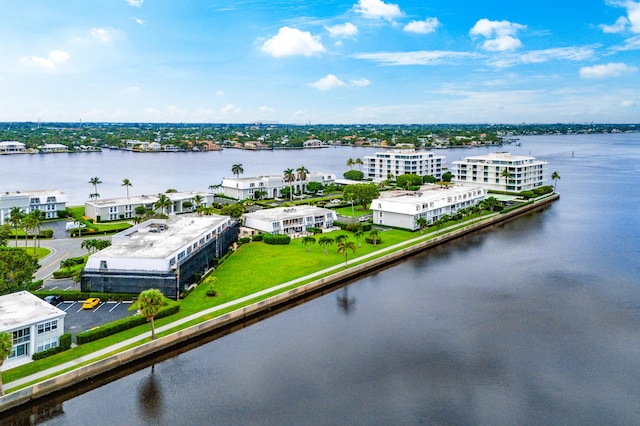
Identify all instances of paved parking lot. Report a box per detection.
[56,300,137,335]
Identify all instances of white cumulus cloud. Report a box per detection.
[135,18,145,25]
[261,27,326,57]
[404,17,441,34]
[309,74,346,90]
[127,0,143,7]
[20,50,70,70]
[580,62,637,78]
[601,16,631,33]
[90,28,114,44]
[350,78,371,87]
[470,19,526,51]
[354,0,403,21]
[326,23,358,38]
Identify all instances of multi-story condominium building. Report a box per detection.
[81,215,239,299]
[363,149,445,181]
[451,152,547,192]
[222,172,336,200]
[84,191,214,222]
[0,291,66,368]
[0,141,26,154]
[243,206,338,236]
[370,185,486,230]
[0,189,68,225]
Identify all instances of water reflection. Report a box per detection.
[137,365,162,422]
[336,286,356,315]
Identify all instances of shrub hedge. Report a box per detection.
[32,333,73,360]
[32,290,137,302]
[263,233,291,245]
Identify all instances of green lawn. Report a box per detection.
[334,205,372,217]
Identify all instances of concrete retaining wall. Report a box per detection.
[0,194,558,412]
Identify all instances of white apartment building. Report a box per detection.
[0,291,66,368]
[370,185,486,230]
[81,215,238,299]
[222,172,336,200]
[451,152,547,192]
[0,190,68,225]
[364,149,445,181]
[0,141,26,154]
[84,191,214,222]
[243,206,338,236]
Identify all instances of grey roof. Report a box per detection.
[95,214,229,259]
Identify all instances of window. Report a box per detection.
[9,327,30,359]
[100,260,108,269]
[37,338,58,352]
[37,320,58,334]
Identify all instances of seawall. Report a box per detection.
[0,193,559,412]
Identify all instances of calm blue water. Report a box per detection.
[4,133,640,425]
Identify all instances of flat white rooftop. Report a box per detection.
[98,214,229,259]
[0,291,65,330]
[377,184,485,204]
[244,205,334,222]
[86,191,210,207]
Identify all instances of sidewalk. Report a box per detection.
[5,215,495,391]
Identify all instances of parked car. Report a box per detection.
[44,295,63,306]
[359,215,371,222]
[82,297,101,309]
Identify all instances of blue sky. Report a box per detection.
[0,0,638,124]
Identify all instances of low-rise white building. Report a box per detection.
[84,191,214,222]
[0,190,68,225]
[370,185,486,230]
[81,214,238,299]
[243,206,338,236]
[364,149,445,181]
[0,291,66,368]
[222,172,336,200]
[0,141,26,154]
[451,152,547,192]
[38,143,68,153]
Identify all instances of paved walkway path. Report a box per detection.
[5,216,494,391]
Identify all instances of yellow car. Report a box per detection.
[82,297,101,309]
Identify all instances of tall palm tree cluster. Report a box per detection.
[282,165,309,201]
[7,207,44,254]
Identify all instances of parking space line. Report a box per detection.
[93,303,104,312]
[109,302,121,312]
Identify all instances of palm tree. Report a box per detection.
[0,331,13,396]
[26,209,43,254]
[500,168,512,189]
[283,168,296,201]
[60,258,75,272]
[346,158,355,169]
[415,216,428,234]
[337,238,356,268]
[137,289,165,340]
[297,165,309,193]
[9,207,23,247]
[318,236,334,254]
[369,229,380,246]
[355,158,363,170]
[154,193,172,215]
[301,235,316,252]
[89,177,102,199]
[551,171,561,191]
[193,194,204,211]
[209,182,222,194]
[122,178,132,198]
[230,164,244,199]
[354,229,364,247]
[231,163,244,178]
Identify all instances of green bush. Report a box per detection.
[32,290,137,302]
[343,170,364,181]
[28,280,43,291]
[306,227,322,234]
[263,233,291,245]
[32,346,62,360]
[520,191,535,199]
[76,304,179,344]
[365,236,381,245]
[333,221,348,230]
[251,233,264,241]
[59,333,72,350]
[361,223,372,231]
[53,269,75,279]
[238,237,251,244]
[346,223,361,232]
